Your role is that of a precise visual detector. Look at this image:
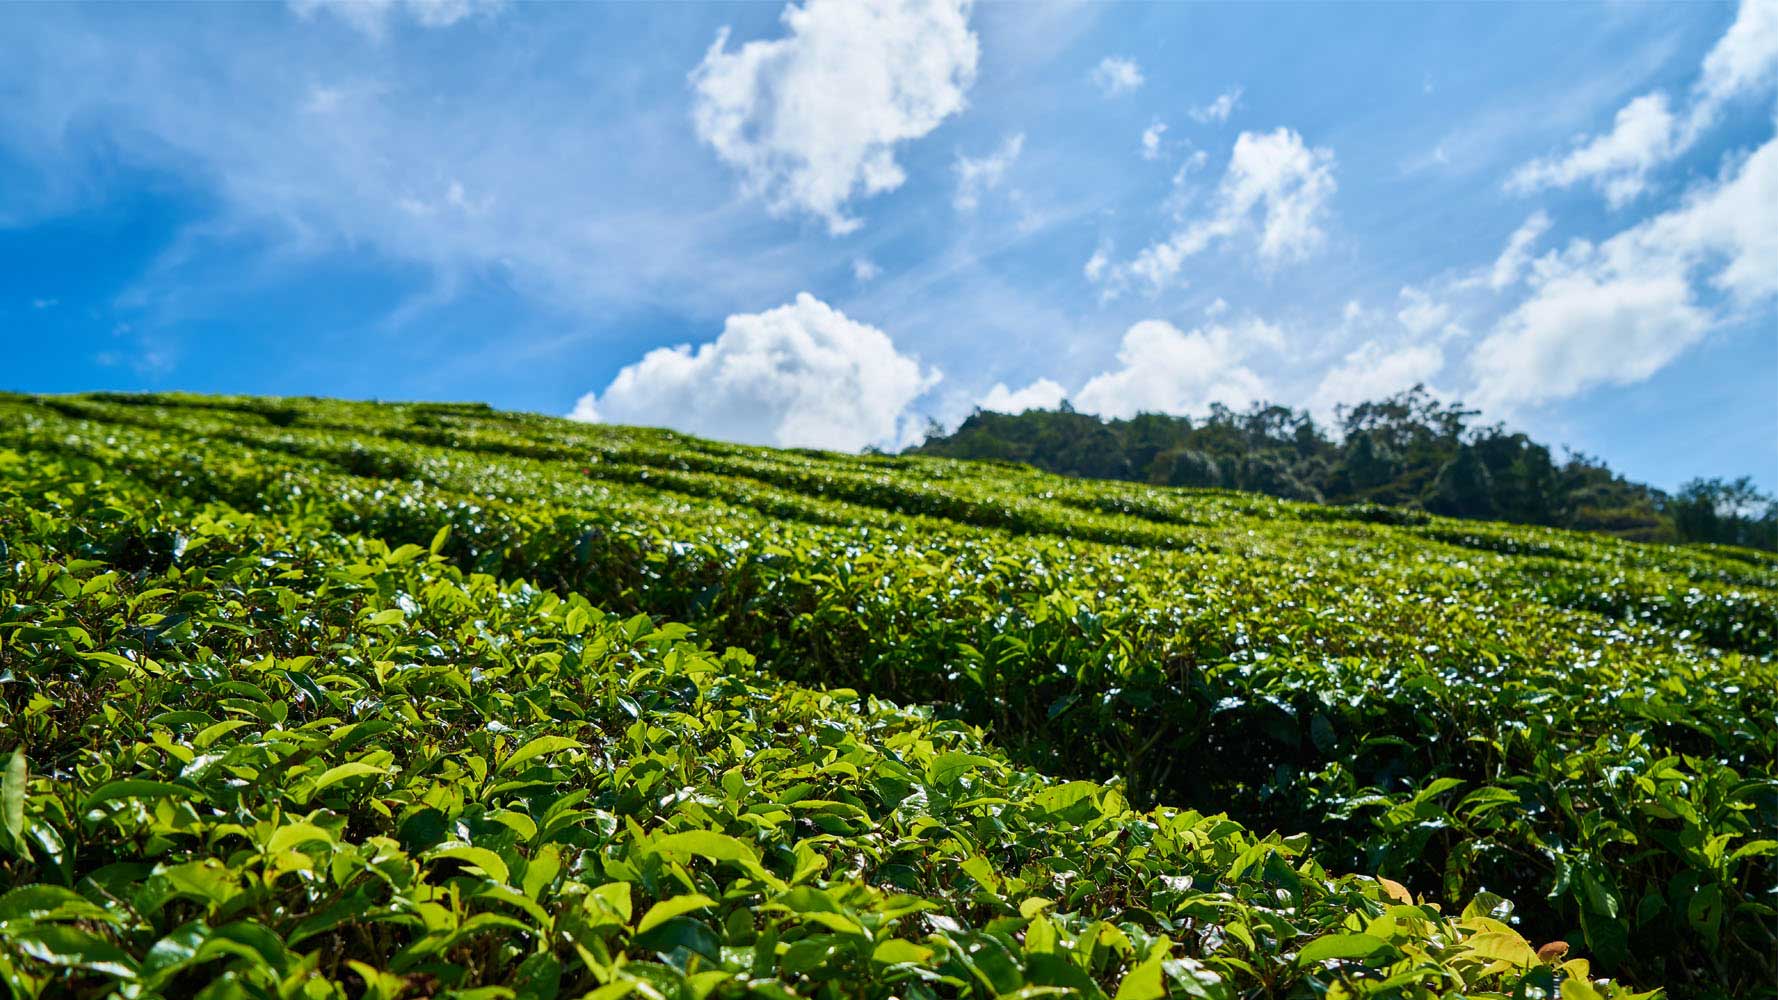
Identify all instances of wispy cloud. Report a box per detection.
[1188,86,1243,123]
[287,0,506,39]
[1096,127,1338,295]
[953,133,1024,211]
[1505,0,1778,205]
[1140,121,1167,160]
[1091,56,1143,96]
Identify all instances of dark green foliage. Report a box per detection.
[1670,477,1778,551]
[0,392,1771,999]
[913,386,1774,550]
[1427,445,1495,520]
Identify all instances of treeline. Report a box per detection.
[910,386,1778,550]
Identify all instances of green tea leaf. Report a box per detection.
[500,735,582,774]
[1297,933,1389,964]
[637,893,716,934]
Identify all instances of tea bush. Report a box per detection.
[1,392,1771,998]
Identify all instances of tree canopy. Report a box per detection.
[909,386,1777,550]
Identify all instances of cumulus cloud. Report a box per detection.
[1488,211,1553,290]
[852,257,881,282]
[1222,129,1337,261]
[1507,0,1778,206]
[1091,56,1144,96]
[570,293,941,451]
[1635,133,1778,304]
[1073,319,1280,419]
[1188,86,1243,124]
[1473,269,1709,409]
[1309,339,1446,416]
[953,133,1023,211]
[1109,127,1336,292]
[690,0,979,234]
[288,0,504,37]
[1506,92,1679,206]
[1473,131,1778,408]
[979,377,1068,414]
[1697,0,1778,112]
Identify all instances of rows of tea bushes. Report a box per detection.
[3,392,1774,997]
[0,448,1653,998]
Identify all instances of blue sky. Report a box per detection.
[1,0,1773,491]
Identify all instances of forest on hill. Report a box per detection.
[910,386,1778,551]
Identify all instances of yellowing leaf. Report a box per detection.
[1463,930,1539,967]
[1377,877,1413,905]
[3,747,25,847]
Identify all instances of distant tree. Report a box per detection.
[1151,448,1222,488]
[1428,445,1496,519]
[1341,431,1398,495]
[1670,477,1778,549]
[906,391,1772,551]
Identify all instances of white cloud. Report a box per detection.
[1507,0,1778,206]
[1204,297,1228,317]
[1473,131,1778,409]
[30,297,58,310]
[1091,56,1144,96]
[690,0,979,235]
[1488,210,1553,290]
[1140,121,1167,160]
[570,293,941,452]
[953,133,1023,211]
[1635,133,1778,304]
[1113,127,1336,292]
[0,9,892,337]
[1082,245,1110,283]
[1309,339,1445,416]
[1225,128,1338,261]
[288,0,504,38]
[979,378,1068,413]
[1073,319,1279,419]
[1697,0,1778,112]
[1188,86,1243,124]
[396,178,491,218]
[852,257,881,282]
[1473,267,1709,409]
[1396,286,1451,335]
[1506,92,1679,206]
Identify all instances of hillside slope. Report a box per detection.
[1,392,1773,998]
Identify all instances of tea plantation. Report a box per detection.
[0,393,1772,999]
